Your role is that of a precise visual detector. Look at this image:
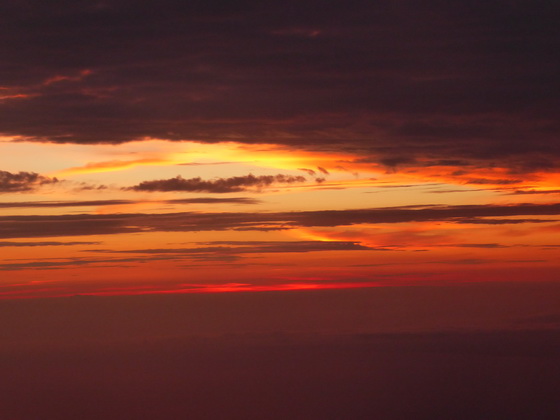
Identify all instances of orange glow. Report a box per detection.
[54,158,172,176]
[291,228,341,242]
[1,138,559,300]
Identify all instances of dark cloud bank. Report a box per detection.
[0,240,99,247]
[0,0,558,171]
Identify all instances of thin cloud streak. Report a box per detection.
[0,241,373,271]
[0,197,259,209]
[0,241,100,247]
[0,202,559,239]
[89,240,378,256]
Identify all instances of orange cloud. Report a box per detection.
[55,158,171,176]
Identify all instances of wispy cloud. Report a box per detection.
[92,240,377,257]
[508,189,560,195]
[0,256,175,271]
[0,241,100,247]
[0,241,378,271]
[0,197,259,209]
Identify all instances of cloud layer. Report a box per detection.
[0,197,258,208]
[0,170,58,193]
[0,1,558,172]
[1,202,558,239]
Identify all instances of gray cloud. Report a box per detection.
[127,174,307,193]
[465,178,523,186]
[509,190,560,195]
[168,197,259,205]
[0,202,559,239]
[451,243,508,249]
[0,170,58,193]
[0,197,259,209]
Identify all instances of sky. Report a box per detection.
[1,0,559,298]
[1,1,559,418]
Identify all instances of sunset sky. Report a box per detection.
[1,0,559,299]
[1,1,559,418]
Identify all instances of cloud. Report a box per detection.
[0,170,58,193]
[0,241,374,270]
[453,218,552,225]
[0,199,132,208]
[72,183,109,191]
[93,240,377,256]
[465,178,523,186]
[0,241,100,247]
[0,256,176,271]
[509,190,560,195]
[0,197,259,209]
[1,202,559,239]
[169,197,259,205]
[452,243,507,249]
[56,158,169,176]
[127,174,307,193]
[0,1,558,175]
